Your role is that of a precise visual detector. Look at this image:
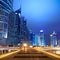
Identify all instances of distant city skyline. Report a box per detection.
[13,0,60,44]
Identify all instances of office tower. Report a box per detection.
[50,31,57,47]
[33,35,38,46]
[58,39,60,46]
[7,9,21,46]
[0,0,13,45]
[29,30,35,46]
[7,8,30,46]
[37,35,41,46]
[0,0,13,14]
[39,30,45,46]
[20,16,30,45]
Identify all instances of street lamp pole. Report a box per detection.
[24,46,25,52]
[23,43,27,52]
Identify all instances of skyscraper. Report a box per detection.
[20,16,30,45]
[37,35,41,46]
[50,31,57,47]
[0,0,13,14]
[58,39,60,46]
[39,30,45,46]
[0,0,13,45]
[33,34,38,46]
[7,8,30,46]
[7,9,21,46]
[29,30,35,46]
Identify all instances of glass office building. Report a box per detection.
[0,0,13,45]
[0,0,13,14]
[7,11,20,45]
[50,31,57,47]
[39,30,45,46]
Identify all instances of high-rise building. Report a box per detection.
[39,30,45,46]
[20,16,30,45]
[7,8,30,46]
[58,39,60,46]
[50,31,57,47]
[0,0,13,45]
[29,30,35,46]
[0,0,13,14]
[37,35,41,46]
[7,9,21,46]
[33,35,38,46]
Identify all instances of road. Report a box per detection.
[0,47,57,60]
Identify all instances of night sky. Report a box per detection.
[13,0,60,44]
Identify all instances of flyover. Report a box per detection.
[0,46,60,60]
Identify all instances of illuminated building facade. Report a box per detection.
[37,35,41,46]
[0,0,13,45]
[33,35,38,46]
[29,30,35,45]
[50,31,57,47]
[39,30,45,46]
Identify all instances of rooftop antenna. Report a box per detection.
[19,0,22,15]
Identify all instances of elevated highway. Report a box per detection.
[0,46,60,60]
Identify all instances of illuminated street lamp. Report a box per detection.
[23,43,27,52]
[30,45,33,48]
[23,43,27,47]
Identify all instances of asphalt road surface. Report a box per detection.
[1,48,56,60]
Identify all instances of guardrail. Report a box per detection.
[0,49,20,59]
[34,47,60,60]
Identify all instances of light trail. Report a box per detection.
[0,49,20,59]
[34,47,60,60]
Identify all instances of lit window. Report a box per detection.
[15,13,17,14]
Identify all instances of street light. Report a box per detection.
[23,43,27,52]
[30,45,33,48]
[23,43,27,47]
